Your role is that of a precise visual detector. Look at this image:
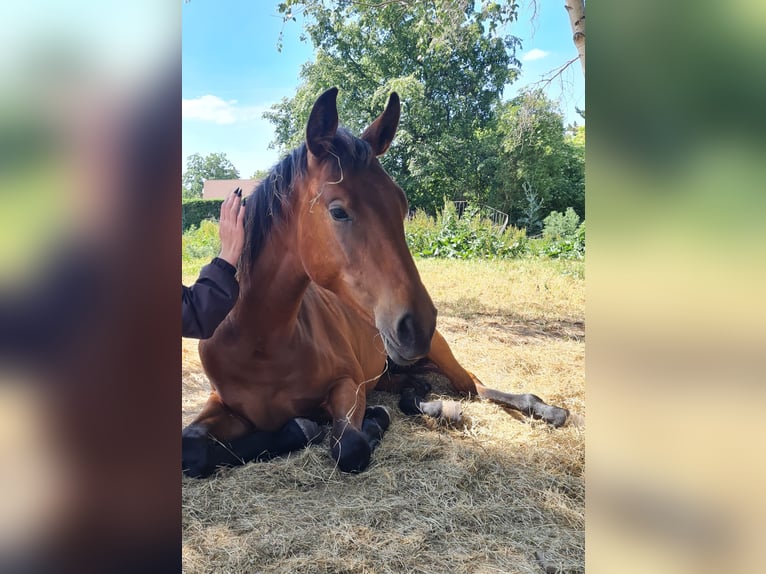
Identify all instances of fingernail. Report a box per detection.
[235,187,242,196]
[242,197,247,206]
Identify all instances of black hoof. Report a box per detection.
[399,387,423,415]
[182,424,213,478]
[542,406,570,428]
[332,427,372,473]
[364,405,391,432]
[362,406,391,451]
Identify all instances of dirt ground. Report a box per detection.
[182,258,584,573]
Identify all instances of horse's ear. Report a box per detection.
[306,87,339,158]
[361,92,400,156]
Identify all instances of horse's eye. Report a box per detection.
[330,207,350,221]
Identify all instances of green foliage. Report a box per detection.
[404,210,440,256]
[541,208,586,259]
[492,90,585,224]
[182,219,221,264]
[517,182,544,237]
[543,207,581,240]
[405,200,527,259]
[182,152,240,199]
[267,0,520,215]
[270,3,584,223]
[278,1,520,52]
[182,198,223,231]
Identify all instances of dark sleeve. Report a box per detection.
[182,258,239,339]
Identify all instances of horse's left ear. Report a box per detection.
[361,92,400,156]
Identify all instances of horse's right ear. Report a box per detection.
[306,87,339,158]
[361,92,400,156]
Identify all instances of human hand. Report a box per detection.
[218,187,246,266]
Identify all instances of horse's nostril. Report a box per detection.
[396,313,416,347]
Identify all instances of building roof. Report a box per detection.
[202,179,260,200]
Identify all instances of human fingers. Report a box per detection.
[220,192,234,221]
[236,197,246,228]
[228,187,242,218]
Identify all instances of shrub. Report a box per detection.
[182,219,220,263]
[543,207,581,241]
[542,208,585,259]
[405,200,528,259]
[404,210,439,255]
[182,199,224,231]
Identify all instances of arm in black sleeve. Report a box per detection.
[182,258,239,339]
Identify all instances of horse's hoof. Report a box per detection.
[365,405,391,432]
[398,387,422,416]
[544,406,570,428]
[182,424,213,478]
[332,428,372,473]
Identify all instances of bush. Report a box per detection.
[541,208,585,259]
[404,210,440,255]
[182,199,224,231]
[405,200,528,259]
[543,207,580,241]
[182,219,220,263]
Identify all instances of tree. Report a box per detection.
[182,152,239,199]
[279,2,584,79]
[492,89,584,222]
[269,0,521,214]
[564,0,585,74]
[251,168,270,180]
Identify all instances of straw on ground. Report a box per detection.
[182,258,584,574]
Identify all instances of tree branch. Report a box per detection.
[529,56,579,92]
[351,0,412,8]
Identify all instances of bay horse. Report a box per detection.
[182,88,572,477]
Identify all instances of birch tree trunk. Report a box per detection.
[564,0,586,74]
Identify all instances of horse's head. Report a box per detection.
[295,87,436,366]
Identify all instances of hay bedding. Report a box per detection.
[182,261,584,574]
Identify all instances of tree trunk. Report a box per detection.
[564,0,585,74]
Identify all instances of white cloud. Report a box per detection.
[521,48,549,62]
[182,95,237,124]
[182,95,266,124]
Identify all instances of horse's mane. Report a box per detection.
[239,128,374,272]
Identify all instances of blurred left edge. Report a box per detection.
[0,2,181,572]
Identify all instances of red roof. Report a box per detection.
[202,179,260,200]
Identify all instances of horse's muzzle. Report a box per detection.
[380,310,435,366]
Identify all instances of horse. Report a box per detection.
[182,88,573,477]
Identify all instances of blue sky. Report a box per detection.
[182,1,584,178]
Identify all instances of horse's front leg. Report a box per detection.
[427,330,573,428]
[327,378,390,473]
[182,391,325,478]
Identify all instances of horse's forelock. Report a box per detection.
[331,128,374,168]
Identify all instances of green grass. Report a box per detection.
[182,219,221,282]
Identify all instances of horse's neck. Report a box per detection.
[235,239,309,341]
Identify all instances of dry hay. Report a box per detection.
[183,259,584,573]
